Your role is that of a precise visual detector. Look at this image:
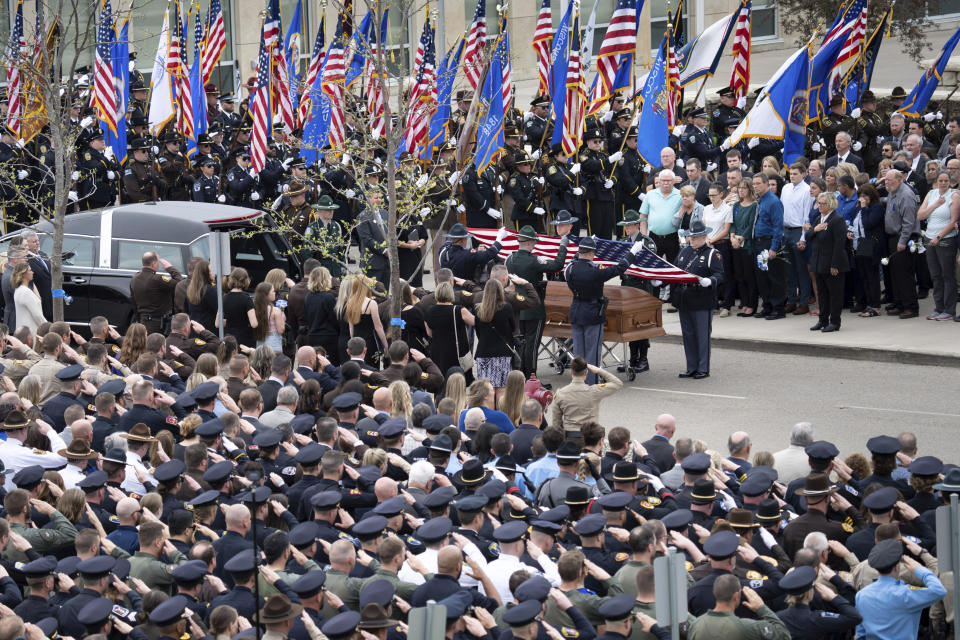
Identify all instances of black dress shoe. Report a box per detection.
[632,360,650,373]
[918,289,930,299]
[678,372,695,378]
[692,371,710,379]
[810,322,824,331]
[821,324,839,332]
[765,312,787,320]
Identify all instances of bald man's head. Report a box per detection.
[225,504,251,534]
[296,346,317,369]
[655,414,676,438]
[329,539,357,570]
[71,420,93,442]
[372,387,392,411]
[438,546,462,576]
[374,477,398,501]
[116,497,140,524]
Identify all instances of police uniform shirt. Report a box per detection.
[564,257,630,325]
[14,594,58,623]
[673,244,724,311]
[545,161,583,214]
[124,159,162,203]
[776,596,862,639]
[193,173,221,202]
[79,146,120,207]
[129,264,183,321]
[683,127,720,165]
[507,172,538,224]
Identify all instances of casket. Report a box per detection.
[542,281,666,341]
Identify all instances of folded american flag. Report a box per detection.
[468,228,699,283]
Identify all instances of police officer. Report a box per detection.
[277,180,314,235]
[564,236,633,384]
[683,107,723,168]
[214,93,243,140]
[439,223,506,281]
[674,220,723,379]
[192,156,223,203]
[13,556,60,623]
[579,129,618,240]
[158,130,192,200]
[606,108,632,153]
[523,95,554,151]
[224,147,261,208]
[712,87,747,139]
[41,364,89,431]
[303,195,346,278]
[461,162,500,229]
[618,210,657,374]
[506,225,569,377]
[447,90,472,141]
[819,95,856,157]
[616,127,645,219]
[775,564,861,637]
[854,91,885,174]
[130,250,183,333]
[506,153,542,231]
[545,143,585,231]
[124,136,164,203]
[77,130,120,210]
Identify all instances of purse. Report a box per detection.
[452,305,475,371]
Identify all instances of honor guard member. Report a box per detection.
[304,195,346,278]
[278,180,314,235]
[130,250,183,333]
[461,161,501,228]
[128,73,149,116]
[616,127,645,217]
[224,120,253,173]
[225,147,262,207]
[77,129,120,210]
[501,126,525,176]
[124,137,164,203]
[523,95,554,151]
[158,130,192,200]
[712,87,747,139]
[207,121,229,167]
[545,143,585,230]
[819,96,856,157]
[192,156,222,203]
[507,153,543,231]
[506,225,569,377]
[214,93,243,139]
[924,101,948,146]
[854,91,885,174]
[683,107,722,167]
[579,129,619,240]
[618,211,657,374]
[606,108,632,152]
[447,90,472,141]
[439,224,507,281]
[14,556,60,623]
[564,236,633,383]
[674,220,723,380]
[192,133,219,177]
[775,564,862,637]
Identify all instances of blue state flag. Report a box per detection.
[635,34,669,166]
[186,7,207,158]
[898,24,960,117]
[476,38,504,173]
[549,0,574,148]
[345,10,373,88]
[429,37,465,150]
[109,17,129,163]
[285,0,303,112]
[301,37,337,166]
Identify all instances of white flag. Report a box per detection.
[148,10,174,136]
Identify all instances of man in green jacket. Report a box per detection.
[127,521,189,595]
[4,489,77,562]
[689,575,790,640]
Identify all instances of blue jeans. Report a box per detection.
[783,227,812,305]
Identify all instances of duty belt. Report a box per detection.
[572,294,600,303]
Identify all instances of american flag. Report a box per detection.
[463,0,487,91]
[250,24,271,172]
[365,24,385,138]
[321,14,347,148]
[298,16,325,126]
[532,0,552,96]
[201,0,226,85]
[402,17,436,154]
[93,0,120,135]
[500,17,512,116]
[561,10,584,156]
[5,0,24,137]
[829,0,866,96]
[167,1,192,138]
[665,21,680,127]
[265,0,294,132]
[468,229,700,282]
[591,0,636,108]
[729,0,751,100]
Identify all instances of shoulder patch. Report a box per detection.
[165,415,178,425]
[749,578,765,588]
[508,177,517,187]
[841,521,854,533]
[40,530,54,541]
[462,290,473,297]
[488,541,500,558]
[908,585,927,590]
[646,496,662,506]
[560,628,579,639]
[84,152,91,161]
[640,500,653,510]
[548,165,558,175]
[745,570,766,581]
[820,612,840,618]
[194,338,206,345]
[515,294,525,301]
[160,275,172,282]
[88,404,96,411]
[349,488,361,495]
[615,552,628,562]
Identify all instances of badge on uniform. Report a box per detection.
[615,552,628,562]
[488,541,500,558]
[646,496,662,506]
[194,338,206,345]
[84,152,92,160]
[745,570,766,581]
[161,275,171,282]
[165,415,178,424]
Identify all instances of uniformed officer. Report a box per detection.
[56,555,117,638]
[447,89,472,141]
[819,96,856,157]
[40,364,89,431]
[854,91,885,174]
[439,223,506,281]
[618,210,657,374]
[683,107,723,168]
[123,136,164,203]
[13,556,61,623]
[711,87,747,139]
[192,156,222,203]
[130,250,183,333]
[506,153,543,231]
[461,162,501,228]
[214,93,243,140]
[157,130,192,200]
[77,129,120,210]
[775,562,862,637]
[523,95,554,151]
[564,236,633,384]
[606,108,633,152]
[616,127,645,218]
[688,571,791,639]
[277,179,314,235]
[597,593,665,640]
[303,195,346,278]
[224,147,261,208]
[673,220,724,379]
[579,128,618,240]
[506,225,569,377]
[545,143,585,230]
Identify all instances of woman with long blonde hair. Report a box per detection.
[473,278,516,397]
[444,372,467,418]
[389,380,413,420]
[337,275,387,366]
[497,370,526,426]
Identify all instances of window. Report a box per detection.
[649,0,689,49]
[580,0,616,57]
[188,236,211,261]
[385,7,410,76]
[930,0,960,16]
[40,235,97,268]
[117,240,184,271]
[752,1,777,38]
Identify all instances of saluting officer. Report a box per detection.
[711,87,747,140]
[123,137,164,203]
[278,180,314,235]
[523,95,554,151]
[158,130,192,201]
[775,565,862,638]
[564,237,633,384]
[579,129,619,240]
[77,129,120,210]
[130,250,183,334]
[682,107,722,167]
[192,157,222,203]
[674,220,724,380]
[618,210,657,374]
[439,224,506,281]
[545,143,585,232]
[506,152,542,231]
[304,195,346,278]
[819,95,856,157]
[505,225,569,377]
[616,126,645,218]
[224,147,262,208]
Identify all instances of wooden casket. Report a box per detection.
[542,281,666,341]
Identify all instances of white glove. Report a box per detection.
[281,158,293,170]
[457,204,466,213]
[937,111,944,120]
[448,198,458,207]
[282,183,290,192]
[448,170,460,185]
[15,138,25,149]
[850,108,862,118]
[675,158,685,168]
[876,136,884,144]
[608,151,622,163]
[720,138,731,151]
[106,170,116,180]
[643,165,652,174]
[68,190,78,202]
[740,163,748,171]
[345,189,356,198]
[70,171,80,180]
[572,187,584,195]
[415,174,429,188]
[672,125,685,137]
[747,137,760,149]
[15,170,27,180]
[853,141,863,151]
[570,162,581,175]
[496,227,508,241]
[531,149,541,160]
[923,112,936,122]
[104,147,114,159]
[151,145,160,155]
[250,191,261,201]
[419,206,431,216]
[706,162,717,173]
[811,142,822,152]
[495,185,503,194]
[129,60,136,72]
[217,194,226,203]
[536,176,545,185]
[249,168,257,178]
[604,179,614,189]
[602,110,615,123]
[80,116,94,129]
[342,153,352,165]
[644,472,665,492]
[374,157,382,165]
[650,279,662,287]
[523,111,534,123]
[533,207,545,215]
[758,526,777,549]
[736,96,747,109]
[450,136,457,146]
[487,208,502,220]
[699,277,712,287]
[629,241,643,255]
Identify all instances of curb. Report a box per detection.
[656,333,960,368]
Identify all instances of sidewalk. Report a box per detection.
[658,296,960,366]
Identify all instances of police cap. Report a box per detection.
[77,555,117,578]
[202,460,234,485]
[454,495,488,514]
[311,490,343,510]
[574,513,607,537]
[187,489,220,509]
[58,556,82,576]
[805,440,839,460]
[598,491,631,511]
[195,418,225,437]
[378,417,406,439]
[97,378,126,396]
[332,392,362,411]
[352,515,388,540]
[171,559,208,584]
[289,414,316,435]
[598,594,636,621]
[866,435,900,455]
[239,485,272,504]
[863,486,898,512]
[289,521,320,548]
[539,505,570,524]
[415,516,452,542]
[372,496,406,518]
[423,414,452,433]
[779,565,817,596]
[437,591,472,619]
[13,465,44,489]
[191,381,220,402]
[359,578,395,608]
[291,570,327,597]
[56,364,83,381]
[703,530,739,559]
[661,508,693,531]
[739,473,772,497]
[868,538,903,572]
[322,611,362,640]
[77,470,108,491]
[20,555,57,577]
[476,478,506,499]
[429,433,454,453]
[224,551,257,573]
[253,429,284,448]
[154,459,186,483]
[503,599,541,626]
[77,597,114,628]
[294,442,325,466]
[530,520,562,534]
[423,486,457,508]
[909,456,943,477]
[492,520,527,542]
[150,595,189,625]
[577,237,597,252]
[514,575,551,603]
[681,452,712,474]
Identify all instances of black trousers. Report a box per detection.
[815,272,844,327]
[519,318,545,377]
[754,239,786,313]
[732,247,758,308]
[628,339,649,364]
[854,255,881,309]
[587,200,615,240]
[887,237,918,311]
[650,231,680,263]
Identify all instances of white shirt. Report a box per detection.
[59,463,86,489]
[122,450,151,495]
[773,444,811,485]
[0,434,69,491]
[487,553,560,604]
[702,202,733,241]
[780,181,814,228]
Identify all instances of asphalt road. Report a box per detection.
[531,341,960,460]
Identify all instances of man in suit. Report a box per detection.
[356,191,390,284]
[683,159,712,206]
[806,192,850,333]
[22,230,52,319]
[641,414,677,474]
[824,132,865,172]
[294,346,340,394]
[257,354,295,412]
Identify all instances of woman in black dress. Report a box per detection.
[221,267,257,349]
[185,259,219,330]
[336,275,388,366]
[303,267,340,363]
[424,281,475,379]
[398,281,428,354]
[398,222,427,287]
